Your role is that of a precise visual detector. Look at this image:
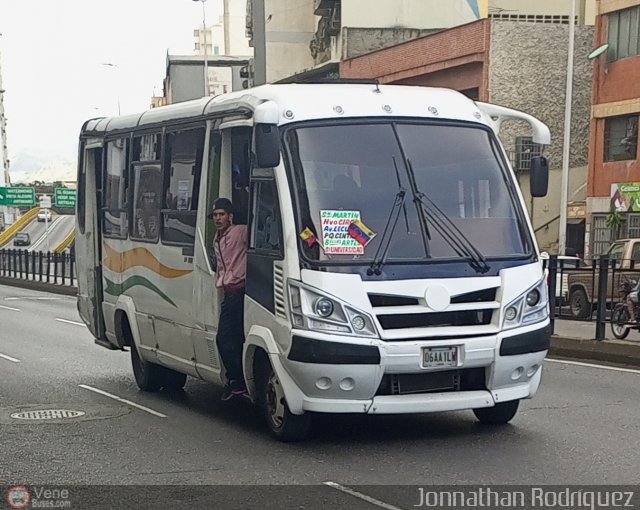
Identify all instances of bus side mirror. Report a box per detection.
[254,124,280,168]
[530,156,549,197]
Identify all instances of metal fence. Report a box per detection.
[0,249,76,287]
[544,255,640,340]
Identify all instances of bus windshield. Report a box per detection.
[285,121,531,264]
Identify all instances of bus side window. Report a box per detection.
[161,127,205,246]
[130,133,162,243]
[104,138,129,239]
[249,179,282,255]
[230,127,251,225]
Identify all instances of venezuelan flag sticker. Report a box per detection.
[348,219,377,247]
[299,227,318,247]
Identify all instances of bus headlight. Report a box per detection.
[288,281,378,337]
[314,298,334,318]
[505,306,518,322]
[503,279,548,330]
[350,315,366,331]
[526,289,540,307]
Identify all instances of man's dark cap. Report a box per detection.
[213,198,233,213]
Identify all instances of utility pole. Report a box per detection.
[0,34,12,228]
[0,35,11,187]
[558,0,577,256]
[223,0,231,54]
[252,0,267,85]
[193,0,209,96]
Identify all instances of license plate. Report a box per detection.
[422,346,458,368]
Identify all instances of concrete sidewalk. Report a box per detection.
[551,319,640,367]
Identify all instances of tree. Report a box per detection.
[606,207,624,239]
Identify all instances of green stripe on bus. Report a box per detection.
[104,276,177,308]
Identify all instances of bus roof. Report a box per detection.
[81,84,491,136]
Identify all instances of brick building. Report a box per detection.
[586,0,640,257]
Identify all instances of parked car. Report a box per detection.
[13,232,31,246]
[37,209,52,222]
[540,253,583,306]
[566,239,640,319]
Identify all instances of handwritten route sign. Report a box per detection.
[320,210,364,255]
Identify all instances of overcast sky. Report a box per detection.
[0,0,224,171]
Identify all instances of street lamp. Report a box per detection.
[193,0,209,97]
[558,0,577,256]
[101,62,121,115]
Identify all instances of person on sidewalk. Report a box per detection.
[212,197,248,400]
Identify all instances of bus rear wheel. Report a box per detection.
[255,353,311,442]
[473,400,519,425]
[130,343,187,392]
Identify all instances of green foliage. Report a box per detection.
[607,207,624,238]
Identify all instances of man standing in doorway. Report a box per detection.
[212,198,248,400]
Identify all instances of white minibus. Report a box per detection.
[76,84,550,441]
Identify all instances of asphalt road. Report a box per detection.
[11,215,75,252]
[1,285,640,508]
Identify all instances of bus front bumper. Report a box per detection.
[298,380,536,414]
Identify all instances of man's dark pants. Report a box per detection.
[216,289,245,389]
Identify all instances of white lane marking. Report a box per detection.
[546,358,640,375]
[55,318,86,327]
[0,304,20,312]
[79,384,167,418]
[29,216,65,251]
[0,352,20,363]
[5,297,63,301]
[324,482,403,510]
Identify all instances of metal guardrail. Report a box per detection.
[0,249,76,287]
[544,255,640,341]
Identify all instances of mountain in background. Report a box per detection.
[8,149,76,184]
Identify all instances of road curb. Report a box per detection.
[0,277,77,296]
[550,335,640,367]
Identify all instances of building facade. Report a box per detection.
[586,0,640,257]
[192,0,253,96]
[340,18,595,253]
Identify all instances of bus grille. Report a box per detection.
[376,368,486,395]
[368,286,498,332]
[377,310,492,329]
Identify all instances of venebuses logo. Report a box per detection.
[6,485,31,509]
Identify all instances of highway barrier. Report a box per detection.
[0,208,40,248]
[55,229,76,254]
[0,248,76,288]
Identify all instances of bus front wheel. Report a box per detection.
[473,400,519,425]
[255,353,311,442]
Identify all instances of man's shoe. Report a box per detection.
[221,386,235,401]
[231,387,248,398]
[221,386,248,401]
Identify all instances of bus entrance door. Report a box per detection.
[76,143,108,345]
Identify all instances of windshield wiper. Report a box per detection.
[367,188,407,276]
[406,160,491,275]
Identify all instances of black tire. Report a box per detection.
[611,304,631,340]
[255,353,311,442]
[130,342,165,392]
[569,287,591,319]
[123,316,187,393]
[473,400,519,425]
